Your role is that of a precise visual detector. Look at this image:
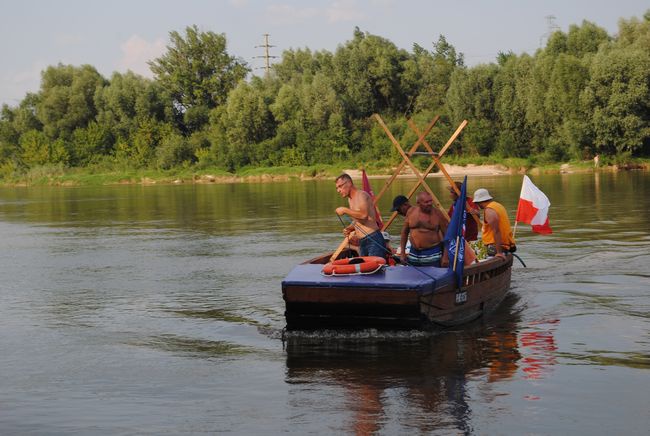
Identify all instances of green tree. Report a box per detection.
[447,65,499,155]
[324,28,410,118]
[36,64,107,140]
[115,119,170,168]
[149,25,249,133]
[273,48,329,83]
[19,130,50,166]
[413,35,464,112]
[69,122,113,166]
[544,54,591,159]
[566,20,610,57]
[583,46,650,155]
[269,73,346,165]
[94,71,169,141]
[493,54,534,157]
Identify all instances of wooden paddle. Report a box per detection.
[330,231,355,262]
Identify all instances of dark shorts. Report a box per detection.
[359,230,386,258]
[408,244,443,267]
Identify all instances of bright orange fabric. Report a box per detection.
[482,201,516,248]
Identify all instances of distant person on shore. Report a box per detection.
[594,154,600,168]
[448,181,479,242]
[473,188,516,259]
[335,173,386,257]
[400,191,448,266]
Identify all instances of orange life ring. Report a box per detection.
[322,256,387,276]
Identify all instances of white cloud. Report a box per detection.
[118,35,166,77]
[327,0,366,23]
[266,4,320,25]
[229,0,248,7]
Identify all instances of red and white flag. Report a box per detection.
[361,169,384,230]
[516,175,552,234]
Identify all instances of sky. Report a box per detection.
[1,0,648,107]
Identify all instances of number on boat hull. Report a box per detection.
[455,291,467,304]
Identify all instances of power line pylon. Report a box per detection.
[255,34,278,76]
[539,15,561,47]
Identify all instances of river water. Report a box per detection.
[0,172,648,435]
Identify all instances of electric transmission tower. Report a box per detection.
[255,34,278,76]
[539,15,560,47]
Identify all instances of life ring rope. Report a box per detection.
[322,256,386,276]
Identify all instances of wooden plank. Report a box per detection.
[329,232,354,262]
[438,120,468,157]
[372,115,439,205]
[407,119,480,226]
[284,286,419,305]
[373,114,450,221]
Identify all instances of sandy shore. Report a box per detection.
[342,164,515,180]
[186,164,516,185]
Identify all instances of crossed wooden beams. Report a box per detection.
[330,114,471,261]
[373,114,469,232]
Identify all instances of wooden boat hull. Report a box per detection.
[282,253,513,330]
[419,255,512,327]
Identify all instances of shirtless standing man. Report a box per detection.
[400,191,448,266]
[335,173,386,257]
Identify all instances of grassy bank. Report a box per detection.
[2,157,649,187]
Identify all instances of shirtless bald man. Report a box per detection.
[400,191,448,266]
[334,173,386,257]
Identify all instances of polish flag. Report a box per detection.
[361,169,384,230]
[516,176,553,234]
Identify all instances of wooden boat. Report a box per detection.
[282,249,513,330]
[282,115,515,330]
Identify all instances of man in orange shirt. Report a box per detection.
[473,188,516,259]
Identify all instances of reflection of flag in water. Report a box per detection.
[516,175,553,234]
[361,169,384,230]
[520,319,559,380]
[444,176,467,288]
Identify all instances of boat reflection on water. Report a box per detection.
[284,293,529,433]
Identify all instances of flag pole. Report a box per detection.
[452,235,460,272]
[513,176,525,239]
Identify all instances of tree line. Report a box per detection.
[1,12,649,181]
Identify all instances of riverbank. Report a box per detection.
[2,160,648,187]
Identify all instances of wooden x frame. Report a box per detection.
[406,119,481,227]
[380,118,469,230]
[329,115,468,261]
[374,114,470,232]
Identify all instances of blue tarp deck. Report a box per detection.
[282,264,455,294]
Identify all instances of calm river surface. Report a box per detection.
[1,172,648,435]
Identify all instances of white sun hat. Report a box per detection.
[473,188,493,203]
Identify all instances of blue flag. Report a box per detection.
[444,176,467,289]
